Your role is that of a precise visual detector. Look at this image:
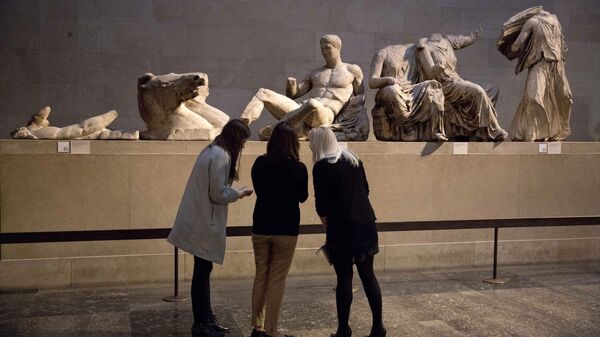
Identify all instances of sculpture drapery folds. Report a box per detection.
[498,6,573,141]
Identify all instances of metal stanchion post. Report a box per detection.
[163,246,190,302]
[483,226,507,284]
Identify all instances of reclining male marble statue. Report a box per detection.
[369,43,447,141]
[417,29,509,141]
[11,106,138,140]
[497,6,572,141]
[137,72,229,140]
[240,34,369,141]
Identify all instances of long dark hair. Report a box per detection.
[214,119,251,180]
[266,121,300,165]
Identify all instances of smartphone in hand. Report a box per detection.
[239,186,254,198]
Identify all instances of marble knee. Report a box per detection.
[256,88,276,100]
[305,98,321,110]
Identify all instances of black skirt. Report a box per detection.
[327,221,379,265]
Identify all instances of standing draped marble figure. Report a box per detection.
[502,9,573,141]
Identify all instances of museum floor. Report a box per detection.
[0,261,598,337]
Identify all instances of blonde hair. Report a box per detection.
[308,127,359,167]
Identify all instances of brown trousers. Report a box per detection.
[251,234,298,335]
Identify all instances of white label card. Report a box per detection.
[57,141,70,153]
[70,141,90,154]
[453,142,468,155]
[538,143,548,153]
[548,142,562,154]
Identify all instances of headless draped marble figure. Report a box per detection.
[369,43,447,141]
[418,30,509,141]
[240,34,364,139]
[11,106,138,140]
[503,8,572,141]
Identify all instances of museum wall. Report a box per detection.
[1,0,600,141]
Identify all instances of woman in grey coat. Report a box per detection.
[168,119,252,337]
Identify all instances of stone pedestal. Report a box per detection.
[1,140,599,289]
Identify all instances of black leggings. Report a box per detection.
[332,255,384,335]
[192,256,214,324]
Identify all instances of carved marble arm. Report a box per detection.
[346,64,365,107]
[368,52,396,89]
[286,75,311,99]
[511,19,534,53]
[417,42,437,80]
[449,28,482,50]
[351,64,365,97]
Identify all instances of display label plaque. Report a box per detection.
[548,142,562,154]
[453,142,468,155]
[57,141,70,153]
[70,141,90,154]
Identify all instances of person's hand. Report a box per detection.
[237,186,253,198]
[471,27,483,40]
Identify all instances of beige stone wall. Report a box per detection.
[1,140,599,289]
[1,0,600,141]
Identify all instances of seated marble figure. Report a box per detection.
[369,43,447,141]
[11,106,138,140]
[417,29,508,141]
[137,72,229,140]
[240,34,369,141]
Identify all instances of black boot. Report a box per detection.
[366,328,386,337]
[209,314,230,333]
[331,327,352,337]
[192,322,225,337]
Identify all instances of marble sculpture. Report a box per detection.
[10,18,575,143]
[240,34,369,141]
[417,29,509,141]
[137,72,229,140]
[11,106,138,140]
[369,43,447,141]
[498,6,572,141]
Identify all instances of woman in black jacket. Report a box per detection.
[250,122,308,337]
[309,127,385,337]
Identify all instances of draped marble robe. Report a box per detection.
[417,34,508,141]
[369,43,446,141]
[507,11,573,141]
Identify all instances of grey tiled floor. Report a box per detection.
[1,262,599,337]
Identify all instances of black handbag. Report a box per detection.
[316,242,334,265]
